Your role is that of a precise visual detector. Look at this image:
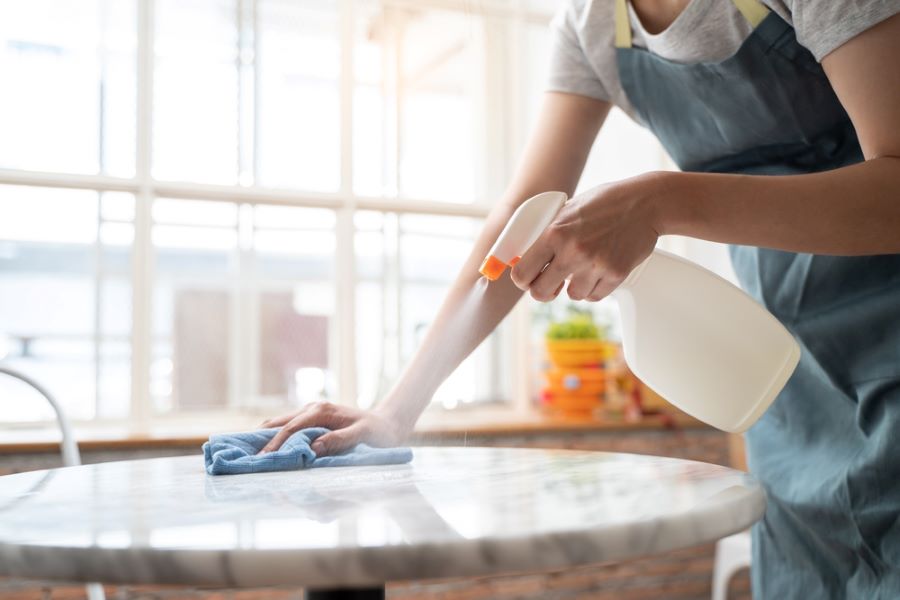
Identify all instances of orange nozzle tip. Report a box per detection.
[509,256,521,266]
[479,255,508,281]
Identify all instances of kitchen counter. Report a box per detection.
[0,412,706,454]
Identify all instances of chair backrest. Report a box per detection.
[0,365,82,467]
[0,366,106,600]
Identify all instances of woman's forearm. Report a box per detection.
[376,93,611,435]
[373,206,524,435]
[660,12,900,256]
[660,157,900,255]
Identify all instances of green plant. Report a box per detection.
[545,309,607,341]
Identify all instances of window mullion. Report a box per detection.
[93,194,104,419]
[335,207,357,406]
[252,0,261,184]
[237,0,255,186]
[385,7,402,198]
[131,0,155,432]
[508,5,532,414]
[339,0,354,195]
[335,0,357,406]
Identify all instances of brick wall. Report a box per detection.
[0,427,751,599]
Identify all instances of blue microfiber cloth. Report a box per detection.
[202,426,413,476]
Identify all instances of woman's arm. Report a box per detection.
[512,14,900,301]
[259,92,610,454]
[378,93,609,433]
[660,13,900,254]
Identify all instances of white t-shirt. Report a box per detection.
[547,0,900,119]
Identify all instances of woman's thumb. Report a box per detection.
[311,426,360,457]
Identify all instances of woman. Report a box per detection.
[262,0,900,595]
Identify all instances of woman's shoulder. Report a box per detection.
[762,0,900,62]
[552,0,616,45]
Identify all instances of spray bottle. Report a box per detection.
[480,191,800,433]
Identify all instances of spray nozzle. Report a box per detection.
[479,191,567,281]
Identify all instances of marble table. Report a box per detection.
[0,447,765,599]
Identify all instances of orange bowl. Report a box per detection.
[545,340,617,368]
[543,392,601,415]
[544,367,605,395]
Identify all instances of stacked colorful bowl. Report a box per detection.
[541,340,617,415]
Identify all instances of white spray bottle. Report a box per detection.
[480,191,801,433]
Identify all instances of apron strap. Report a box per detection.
[614,0,770,49]
[614,0,632,48]
[732,0,770,28]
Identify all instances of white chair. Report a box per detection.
[712,530,752,600]
[0,365,106,600]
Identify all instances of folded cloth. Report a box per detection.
[202,426,413,476]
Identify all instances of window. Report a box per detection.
[0,1,137,177]
[2,1,706,430]
[0,185,133,421]
[153,0,241,184]
[354,211,511,410]
[149,200,337,414]
[0,0,573,429]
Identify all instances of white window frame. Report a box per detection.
[0,0,556,432]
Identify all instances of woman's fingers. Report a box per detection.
[563,263,628,302]
[258,403,345,454]
[586,276,622,302]
[258,416,302,454]
[257,403,401,456]
[510,240,554,291]
[528,258,571,301]
[511,224,589,302]
[311,423,365,456]
[259,411,300,429]
[566,269,601,301]
[511,255,623,303]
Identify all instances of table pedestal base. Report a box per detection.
[305,587,384,600]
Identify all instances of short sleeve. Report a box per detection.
[779,0,900,61]
[545,1,610,101]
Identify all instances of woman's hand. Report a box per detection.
[258,402,403,456]
[510,172,667,301]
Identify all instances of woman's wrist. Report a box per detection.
[643,170,698,237]
[373,392,424,440]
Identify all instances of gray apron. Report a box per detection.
[612,0,900,596]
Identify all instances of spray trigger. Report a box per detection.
[479,191,568,281]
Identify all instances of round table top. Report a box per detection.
[0,447,765,588]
